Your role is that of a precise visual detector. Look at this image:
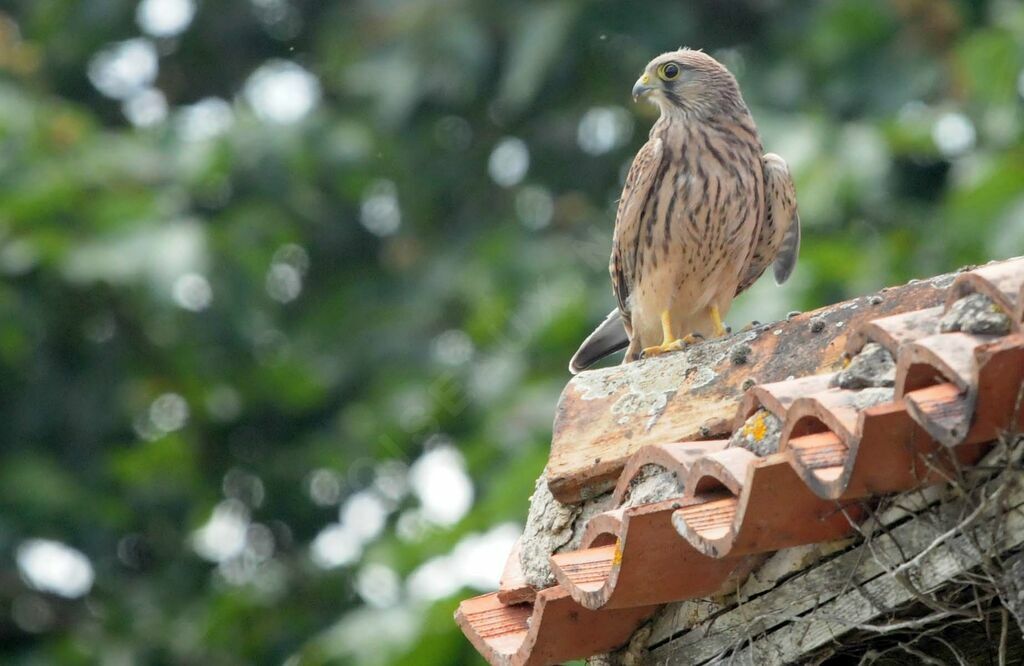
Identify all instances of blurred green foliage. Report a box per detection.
[0,0,1022,663]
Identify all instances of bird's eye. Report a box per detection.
[659,63,680,81]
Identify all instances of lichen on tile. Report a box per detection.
[573,331,756,431]
[727,408,783,456]
[620,463,683,508]
[940,292,1012,336]
[831,342,896,389]
[519,470,579,587]
[519,470,614,588]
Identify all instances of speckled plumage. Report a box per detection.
[608,49,800,363]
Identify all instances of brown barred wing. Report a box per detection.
[610,137,664,323]
[736,152,800,295]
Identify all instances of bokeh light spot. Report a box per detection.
[340,490,388,543]
[360,180,402,236]
[409,443,473,526]
[172,272,212,311]
[88,39,159,100]
[266,263,302,303]
[193,499,250,563]
[16,539,95,599]
[307,468,343,506]
[136,0,196,37]
[123,88,167,127]
[149,392,189,433]
[177,97,234,141]
[488,137,529,188]
[515,185,555,230]
[933,112,976,157]
[405,523,519,602]
[244,60,320,124]
[577,106,633,155]
[311,523,361,568]
[355,563,401,608]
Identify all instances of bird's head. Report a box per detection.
[632,49,743,118]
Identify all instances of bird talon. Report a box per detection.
[641,335,700,358]
[640,345,667,359]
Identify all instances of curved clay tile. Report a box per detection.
[610,440,727,506]
[671,454,855,559]
[455,586,658,666]
[497,538,535,605]
[783,400,946,500]
[780,386,902,495]
[549,497,756,610]
[577,506,626,547]
[966,333,1024,440]
[902,382,973,448]
[735,373,835,427]
[946,256,1024,328]
[895,332,986,395]
[844,305,944,356]
[896,332,989,445]
[683,447,757,497]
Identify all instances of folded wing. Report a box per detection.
[571,138,665,374]
[736,152,800,295]
[609,137,664,326]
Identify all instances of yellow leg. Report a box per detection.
[660,310,673,346]
[641,311,700,358]
[710,305,727,337]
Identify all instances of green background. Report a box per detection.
[0,0,1022,663]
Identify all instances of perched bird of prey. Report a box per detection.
[570,48,800,374]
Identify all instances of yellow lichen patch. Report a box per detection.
[612,540,623,566]
[741,410,768,442]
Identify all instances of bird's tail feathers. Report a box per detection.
[773,210,801,284]
[569,309,630,374]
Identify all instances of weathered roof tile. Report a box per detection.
[457,256,1024,666]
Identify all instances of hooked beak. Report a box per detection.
[632,73,655,101]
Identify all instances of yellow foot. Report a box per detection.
[641,334,701,358]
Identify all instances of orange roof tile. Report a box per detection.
[456,256,1024,666]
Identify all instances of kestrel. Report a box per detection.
[570,49,800,373]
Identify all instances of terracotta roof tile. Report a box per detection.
[550,497,759,610]
[610,440,726,506]
[455,586,657,666]
[456,256,1024,665]
[497,538,535,605]
[546,274,954,504]
[947,260,1024,327]
[736,372,836,425]
[844,305,944,355]
[684,447,755,497]
[672,454,858,558]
